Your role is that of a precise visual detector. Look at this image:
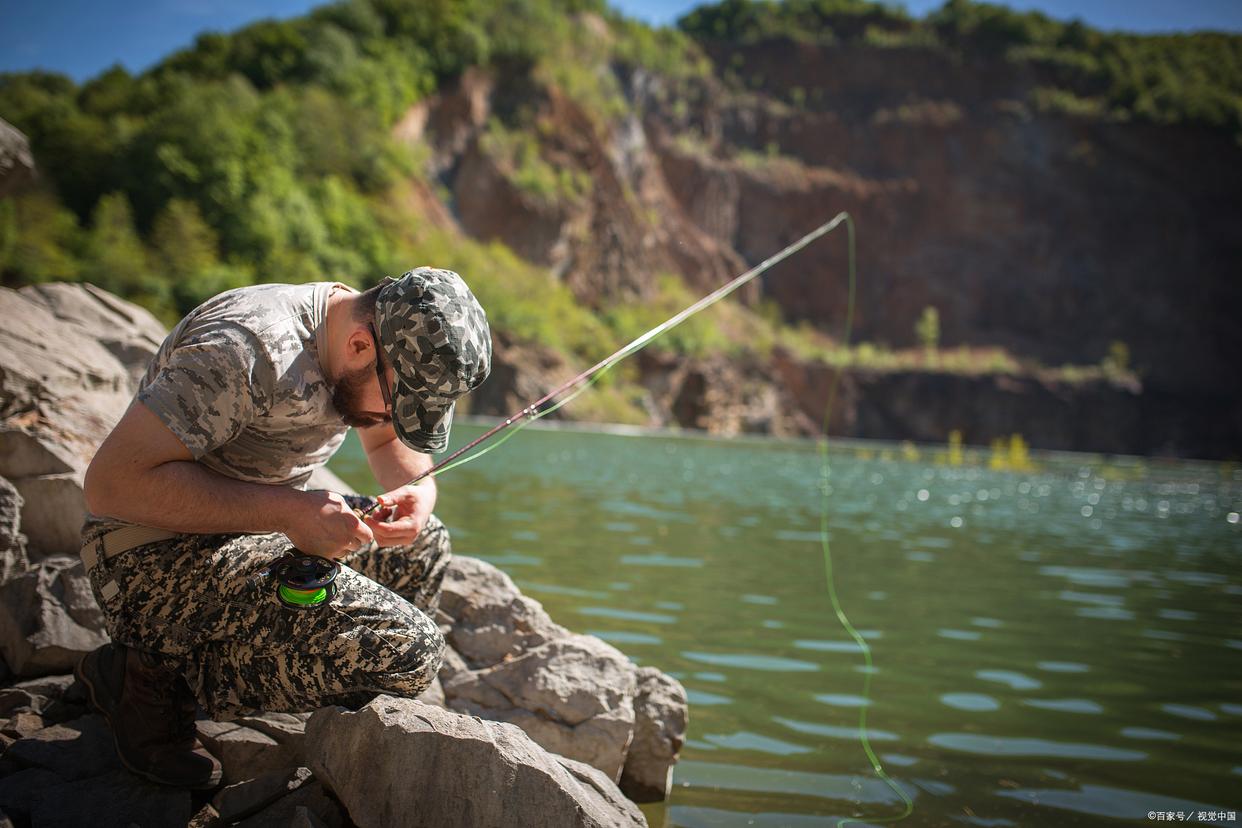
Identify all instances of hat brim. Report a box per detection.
[391,377,455,454]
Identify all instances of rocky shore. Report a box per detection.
[0,283,687,827]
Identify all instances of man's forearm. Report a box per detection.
[89,459,303,536]
[365,438,437,510]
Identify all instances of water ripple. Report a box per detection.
[577,606,676,624]
[703,731,813,756]
[773,716,899,742]
[1036,661,1089,673]
[941,693,1000,712]
[683,652,820,672]
[1120,727,1180,741]
[686,689,731,706]
[618,554,703,568]
[1160,703,1217,721]
[672,760,914,806]
[939,629,982,641]
[929,733,1146,761]
[1021,698,1104,714]
[815,693,871,708]
[996,783,1231,822]
[976,670,1042,691]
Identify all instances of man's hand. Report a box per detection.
[282,490,375,560]
[360,482,434,548]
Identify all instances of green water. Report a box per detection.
[329,422,1242,828]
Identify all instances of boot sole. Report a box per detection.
[74,652,223,791]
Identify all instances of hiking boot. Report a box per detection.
[74,641,223,789]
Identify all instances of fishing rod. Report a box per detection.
[361,211,852,515]
[350,210,915,827]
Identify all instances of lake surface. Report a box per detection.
[330,422,1242,827]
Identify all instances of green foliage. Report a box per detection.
[677,0,911,46]
[609,14,711,81]
[604,274,730,358]
[678,0,1242,136]
[0,190,83,285]
[989,433,1035,472]
[915,306,940,350]
[480,123,592,205]
[83,192,172,315]
[389,226,613,363]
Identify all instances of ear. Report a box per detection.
[345,326,373,362]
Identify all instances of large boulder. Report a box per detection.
[620,667,688,803]
[437,556,686,797]
[18,283,167,389]
[439,556,568,667]
[0,284,167,557]
[444,634,637,780]
[0,556,108,677]
[305,696,646,828]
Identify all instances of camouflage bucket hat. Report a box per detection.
[374,267,492,453]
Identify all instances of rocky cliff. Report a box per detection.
[403,35,1241,459]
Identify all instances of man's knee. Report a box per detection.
[378,606,445,696]
[419,513,452,561]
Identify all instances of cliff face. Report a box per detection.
[666,41,1242,400]
[400,36,1241,459]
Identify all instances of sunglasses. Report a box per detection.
[368,322,393,415]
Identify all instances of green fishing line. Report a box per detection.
[818,216,915,827]
[399,213,913,824]
[276,584,329,606]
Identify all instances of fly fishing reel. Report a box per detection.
[270,553,340,610]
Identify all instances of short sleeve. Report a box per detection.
[136,327,271,459]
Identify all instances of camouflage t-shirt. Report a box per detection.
[83,281,355,539]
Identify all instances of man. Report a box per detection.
[74,267,492,789]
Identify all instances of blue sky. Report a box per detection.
[3,0,1240,83]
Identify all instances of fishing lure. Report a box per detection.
[362,212,914,826]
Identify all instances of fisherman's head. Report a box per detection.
[334,267,491,450]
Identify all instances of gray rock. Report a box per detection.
[235,780,344,828]
[417,675,446,707]
[230,710,313,768]
[19,282,166,389]
[0,710,45,739]
[0,477,28,585]
[8,473,86,564]
[197,719,300,786]
[29,768,191,828]
[3,714,121,780]
[0,284,165,557]
[0,767,64,822]
[305,696,646,828]
[0,674,81,727]
[0,555,108,677]
[213,765,313,824]
[620,667,688,802]
[439,556,567,668]
[3,672,75,699]
[436,641,471,686]
[446,633,638,780]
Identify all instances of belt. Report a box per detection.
[80,525,180,572]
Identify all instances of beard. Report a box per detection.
[331,363,390,429]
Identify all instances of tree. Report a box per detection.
[83,192,167,312]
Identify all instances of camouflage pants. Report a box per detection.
[80,511,450,722]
